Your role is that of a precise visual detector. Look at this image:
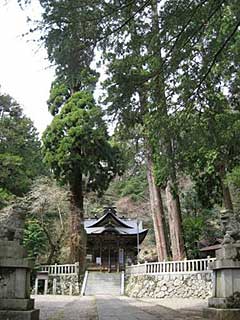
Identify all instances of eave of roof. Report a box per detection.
[87,228,148,244]
[86,227,148,235]
[87,210,133,229]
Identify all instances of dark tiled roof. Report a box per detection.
[84,207,147,242]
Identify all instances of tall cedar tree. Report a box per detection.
[43,91,122,271]
[31,1,120,271]
[100,0,185,260]
[160,0,240,210]
[101,1,169,260]
[20,0,240,260]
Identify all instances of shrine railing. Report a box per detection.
[40,262,79,275]
[126,257,216,275]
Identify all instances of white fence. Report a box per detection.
[40,257,216,276]
[40,262,79,275]
[126,257,216,275]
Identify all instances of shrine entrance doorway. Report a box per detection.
[101,246,118,272]
[87,241,125,272]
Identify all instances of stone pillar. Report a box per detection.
[69,283,73,296]
[52,278,57,295]
[44,279,48,295]
[34,279,38,295]
[203,244,240,320]
[61,280,64,295]
[0,240,39,320]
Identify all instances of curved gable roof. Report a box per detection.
[87,207,133,229]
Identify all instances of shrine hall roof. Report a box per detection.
[84,218,142,229]
[84,206,148,241]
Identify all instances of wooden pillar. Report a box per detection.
[117,239,120,272]
[100,240,102,272]
[119,247,125,271]
[108,245,111,272]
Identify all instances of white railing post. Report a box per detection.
[184,258,187,272]
[145,261,148,274]
[207,256,211,270]
[81,270,88,296]
[165,260,167,273]
[75,262,79,275]
[54,263,57,275]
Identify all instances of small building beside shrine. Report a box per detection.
[84,206,148,272]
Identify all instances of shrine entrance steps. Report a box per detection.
[84,272,121,296]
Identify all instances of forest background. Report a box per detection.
[1,0,240,270]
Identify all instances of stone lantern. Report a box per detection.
[0,205,39,319]
[203,210,240,320]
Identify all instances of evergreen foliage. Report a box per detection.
[16,0,240,260]
[0,91,45,208]
[23,219,47,260]
[43,90,122,196]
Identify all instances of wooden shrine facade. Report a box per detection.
[84,207,148,272]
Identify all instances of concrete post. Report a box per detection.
[34,278,38,295]
[69,283,73,296]
[61,281,64,295]
[44,279,48,295]
[52,278,57,295]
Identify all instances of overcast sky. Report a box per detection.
[0,0,54,135]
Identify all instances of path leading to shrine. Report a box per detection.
[35,295,207,320]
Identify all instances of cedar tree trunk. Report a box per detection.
[69,174,87,274]
[150,0,186,261]
[146,147,168,261]
[165,179,185,260]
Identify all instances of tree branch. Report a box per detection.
[163,0,209,64]
[99,0,152,42]
[181,0,226,50]
[196,19,240,93]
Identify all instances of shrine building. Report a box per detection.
[84,206,148,272]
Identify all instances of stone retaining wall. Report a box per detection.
[125,272,212,299]
[34,275,82,295]
[48,275,82,295]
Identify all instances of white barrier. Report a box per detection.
[126,257,216,275]
[40,262,79,275]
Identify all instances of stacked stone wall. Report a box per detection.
[49,275,82,295]
[125,272,212,299]
[34,274,83,296]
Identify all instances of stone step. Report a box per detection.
[84,272,121,296]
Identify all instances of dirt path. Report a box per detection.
[35,295,207,320]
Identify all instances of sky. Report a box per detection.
[0,0,54,135]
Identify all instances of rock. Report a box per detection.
[161,285,168,291]
[156,291,166,298]
[174,278,182,286]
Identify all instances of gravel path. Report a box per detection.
[35,295,98,320]
[35,295,207,320]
